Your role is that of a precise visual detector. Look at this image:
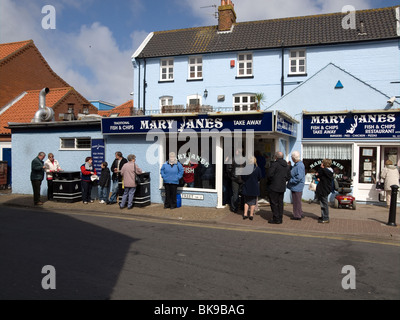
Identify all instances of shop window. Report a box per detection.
[304,159,352,184]
[60,137,91,150]
[359,147,377,184]
[165,135,215,190]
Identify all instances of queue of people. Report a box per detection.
[30,149,399,221]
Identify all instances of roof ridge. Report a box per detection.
[236,5,398,25]
[151,6,398,34]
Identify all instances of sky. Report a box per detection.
[1,0,399,106]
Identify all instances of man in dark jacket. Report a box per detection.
[266,151,291,224]
[31,152,46,205]
[316,159,334,223]
[108,151,128,204]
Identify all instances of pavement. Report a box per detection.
[1,190,399,245]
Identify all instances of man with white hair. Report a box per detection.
[287,151,306,220]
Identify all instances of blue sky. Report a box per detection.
[1,0,399,105]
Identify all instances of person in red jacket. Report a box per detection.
[80,156,97,204]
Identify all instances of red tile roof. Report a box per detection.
[1,87,79,134]
[98,100,134,117]
[0,40,32,61]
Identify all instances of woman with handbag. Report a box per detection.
[380,160,400,208]
[120,154,142,209]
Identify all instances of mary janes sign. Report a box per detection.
[303,111,400,139]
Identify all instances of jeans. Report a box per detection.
[120,187,136,208]
[108,179,119,203]
[318,195,330,221]
[98,185,110,202]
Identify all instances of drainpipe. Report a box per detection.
[281,42,285,97]
[143,58,147,114]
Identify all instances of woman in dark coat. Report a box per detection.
[241,157,262,220]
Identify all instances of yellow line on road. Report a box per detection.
[59,210,400,248]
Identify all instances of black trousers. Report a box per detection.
[81,180,93,202]
[164,183,178,208]
[31,180,42,204]
[47,180,54,200]
[269,190,285,222]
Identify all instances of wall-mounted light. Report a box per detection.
[204,89,208,98]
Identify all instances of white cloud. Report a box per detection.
[181,0,374,24]
[0,0,133,106]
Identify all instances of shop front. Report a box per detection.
[302,110,400,204]
[102,111,298,208]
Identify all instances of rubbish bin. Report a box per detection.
[119,172,151,207]
[0,161,7,189]
[52,171,82,203]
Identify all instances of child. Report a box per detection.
[98,162,111,204]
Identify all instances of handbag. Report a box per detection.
[375,181,384,190]
[309,181,317,191]
[134,164,141,185]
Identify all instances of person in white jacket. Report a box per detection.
[44,153,62,200]
[381,160,400,208]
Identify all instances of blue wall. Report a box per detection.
[133,40,400,112]
[12,127,219,207]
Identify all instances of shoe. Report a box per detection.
[119,205,124,209]
[90,200,94,203]
[268,220,282,224]
[99,200,105,204]
[127,206,133,210]
[243,215,248,220]
[318,219,330,224]
[249,216,253,221]
[290,217,301,221]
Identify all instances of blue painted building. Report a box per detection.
[9,3,400,207]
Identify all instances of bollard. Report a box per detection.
[387,185,399,227]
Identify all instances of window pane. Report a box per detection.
[61,138,75,149]
[76,138,91,149]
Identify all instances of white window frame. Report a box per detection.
[160,58,174,81]
[60,137,91,150]
[237,52,253,77]
[289,49,307,75]
[188,56,203,80]
[160,96,173,108]
[233,94,256,112]
[187,94,202,107]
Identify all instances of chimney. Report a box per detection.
[218,0,236,32]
